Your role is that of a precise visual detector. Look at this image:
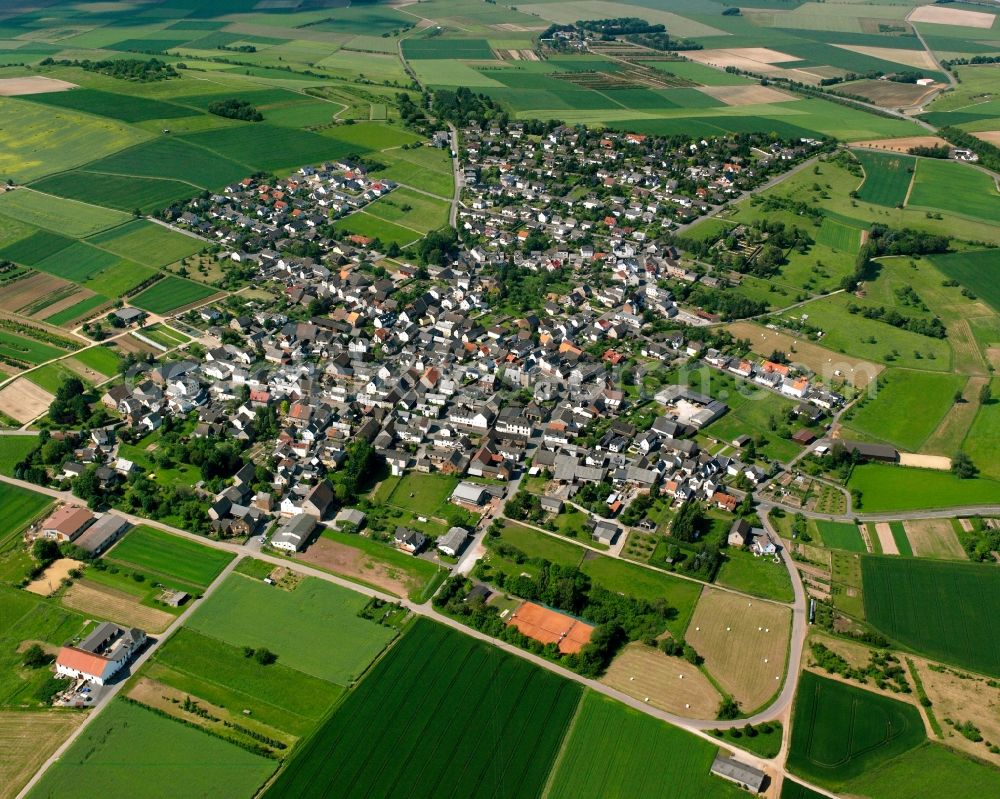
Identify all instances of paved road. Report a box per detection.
[15,554,242,799]
[448,123,461,228]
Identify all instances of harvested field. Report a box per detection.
[850,135,949,153]
[973,131,1000,146]
[0,77,76,96]
[601,642,720,718]
[726,321,882,388]
[685,588,791,712]
[689,47,799,70]
[0,710,83,799]
[899,453,951,470]
[874,523,898,556]
[62,579,174,632]
[24,558,83,596]
[909,5,996,28]
[834,45,938,71]
[903,519,966,560]
[0,379,54,424]
[296,536,413,598]
[508,601,593,654]
[843,79,941,108]
[699,84,796,106]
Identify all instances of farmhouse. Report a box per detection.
[73,513,130,555]
[270,513,316,552]
[55,622,147,685]
[437,526,470,557]
[40,506,95,543]
[710,755,767,793]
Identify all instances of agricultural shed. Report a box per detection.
[710,755,766,793]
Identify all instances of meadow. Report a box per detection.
[83,137,251,190]
[105,525,233,589]
[929,250,1000,315]
[0,330,70,365]
[842,369,966,452]
[130,276,218,314]
[0,189,129,238]
[862,556,1000,677]
[71,345,121,377]
[43,295,109,327]
[788,671,925,788]
[852,149,914,207]
[0,437,40,477]
[21,88,199,124]
[144,628,344,738]
[0,99,150,184]
[30,171,196,215]
[715,546,794,602]
[907,158,1000,223]
[816,520,866,553]
[363,187,449,233]
[185,573,394,684]
[549,691,743,799]
[0,586,87,707]
[382,471,458,517]
[26,698,276,799]
[848,464,1000,513]
[264,618,582,799]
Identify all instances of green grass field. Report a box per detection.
[0,330,71,365]
[363,187,449,233]
[716,547,794,602]
[26,698,276,799]
[549,691,743,799]
[43,295,109,327]
[908,159,1000,224]
[182,124,360,174]
[145,628,343,737]
[21,88,198,124]
[0,585,87,706]
[0,190,129,238]
[929,249,1000,315]
[72,345,121,377]
[185,573,394,684]
[852,150,914,207]
[82,137,251,190]
[841,740,1000,799]
[0,230,75,267]
[0,437,40,477]
[889,521,913,557]
[0,98,150,184]
[25,362,90,395]
[106,526,233,588]
[403,37,494,60]
[848,464,1000,512]
[843,369,966,452]
[139,323,190,348]
[34,242,121,284]
[383,471,458,516]
[862,556,1000,676]
[788,671,925,788]
[130,276,217,313]
[264,618,582,799]
[31,171,198,215]
[816,521,866,552]
[88,220,203,267]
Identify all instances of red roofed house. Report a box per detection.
[56,622,147,685]
[41,506,95,543]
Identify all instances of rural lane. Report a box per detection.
[15,554,242,799]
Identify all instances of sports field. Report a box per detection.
[106,526,233,588]
[185,573,394,684]
[788,671,925,788]
[130,276,217,314]
[264,618,581,799]
[548,691,743,799]
[862,556,1000,677]
[26,698,276,799]
[852,150,914,207]
[848,464,1000,512]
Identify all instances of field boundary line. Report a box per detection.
[539,686,586,798]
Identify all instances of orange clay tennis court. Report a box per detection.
[508,602,594,654]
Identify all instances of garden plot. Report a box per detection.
[61,579,174,633]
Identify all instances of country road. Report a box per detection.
[4,468,837,799]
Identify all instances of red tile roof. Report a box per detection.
[56,646,111,679]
